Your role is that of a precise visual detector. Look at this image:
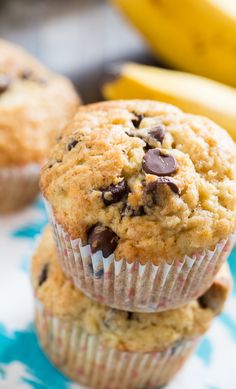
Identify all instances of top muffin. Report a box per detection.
[0,39,79,167]
[40,100,236,264]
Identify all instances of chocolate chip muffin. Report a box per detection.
[40,100,236,311]
[32,227,231,389]
[0,39,80,212]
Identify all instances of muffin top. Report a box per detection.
[32,227,231,353]
[0,39,79,167]
[40,100,236,264]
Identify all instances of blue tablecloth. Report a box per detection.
[0,197,236,389]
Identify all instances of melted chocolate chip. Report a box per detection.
[121,204,145,217]
[38,264,49,286]
[142,148,177,176]
[102,180,128,206]
[68,139,78,151]
[0,75,10,94]
[88,225,119,258]
[146,177,180,197]
[149,125,166,144]
[131,113,144,128]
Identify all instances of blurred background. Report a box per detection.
[0,0,156,102]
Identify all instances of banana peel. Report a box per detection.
[102,62,236,141]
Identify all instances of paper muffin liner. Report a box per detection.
[35,299,198,389]
[45,200,236,312]
[0,164,40,213]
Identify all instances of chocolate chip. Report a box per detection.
[68,139,78,151]
[132,113,144,128]
[20,69,33,79]
[88,225,119,258]
[198,295,208,309]
[47,160,62,169]
[102,179,128,206]
[198,290,216,310]
[0,75,10,94]
[95,269,104,278]
[20,70,47,85]
[171,340,183,355]
[88,263,94,274]
[127,312,133,320]
[121,204,145,217]
[38,264,49,286]
[145,181,161,207]
[146,177,180,196]
[149,125,165,144]
[143,143,153,152]
[103,309,116,329]
[142,148,177,176]
[160,177,179,194]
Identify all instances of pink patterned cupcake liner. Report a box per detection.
[45,199,236,312]
[0,164,40,213]
[35,300,198,389]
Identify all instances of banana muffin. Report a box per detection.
[40,100,236,311]
[0,39,79,212]
[32,227,231,389]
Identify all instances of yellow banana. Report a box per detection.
[102,62,236,141]
[112,0,236,87]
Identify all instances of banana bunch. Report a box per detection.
[112,0,236,87]
[102,62,236,141]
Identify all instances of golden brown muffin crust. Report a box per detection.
[0,39,80,166]
[40,100,236,264]
[32,227,231,353]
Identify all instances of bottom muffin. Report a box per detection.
[32,227,232,389]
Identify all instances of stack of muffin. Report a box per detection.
[32,100,236,389]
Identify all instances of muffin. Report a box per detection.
[40,100,236,311]
[32,227,231,389]
[0,39,79,212]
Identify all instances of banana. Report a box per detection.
[112,0,236,87]
[102,62,236,141]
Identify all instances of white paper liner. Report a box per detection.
[45,200,236,312]
[0,164,40,212]
[35,300,198,389]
